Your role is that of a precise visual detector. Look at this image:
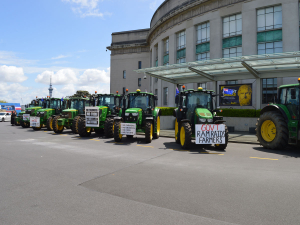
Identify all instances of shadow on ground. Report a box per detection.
[162,142,225,154]
[252,145,300,158]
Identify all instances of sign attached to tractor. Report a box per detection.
[121,123,136,135]
[195,124,226,144]
[85,107,99,127]
[30,117,40,127]
[219,84,252,106]
[23,114,30,121]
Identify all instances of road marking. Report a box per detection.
[250,157,278,161]
[137,145,154,148]
[59,134,67,136]
[114,142,123,144]
[44,131,48,133]
[90,139,100,141]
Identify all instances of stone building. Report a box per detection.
[107,0,300,109]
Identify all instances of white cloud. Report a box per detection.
[0,51,37,67]
[0,65,27,83]
[51,55,69,60]
[35,69,78,85]
[79,68,110,84]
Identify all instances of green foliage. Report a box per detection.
[71,90,91,98]
[218,108,261,118]
[0,100,7,103]
[157,107,177,116]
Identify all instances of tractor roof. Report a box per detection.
[97,93,120,97]
[181,88,215,94]
[69,97,90,100]
[279,83,300,89]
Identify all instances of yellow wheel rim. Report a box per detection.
[261,120,276,142]
[157,116,160,136]
[118,123,122,139]
[58,125,64,131]
[49,118,53,130]
[150,124,153,140]
[86,127,91,133]
[175,119,178,140]
[180,126,185,146]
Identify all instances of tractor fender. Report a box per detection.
[260,105,288,122]
[107,114,116,118]
[114,117,122,121]
[79,114,85,118]
[173,108,178,117]
[145,116,154,121]
[180,119,190,125]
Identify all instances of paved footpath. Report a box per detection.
[1,122,300,225]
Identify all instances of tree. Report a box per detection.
[71,90,91,98]
[0,100,7,103]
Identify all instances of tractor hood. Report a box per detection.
[62,109,77,113]
[26,106,42,110]
[125,108,142,114]
[38,108,55,112]
[98,106,108,110]
[195,108,213,119]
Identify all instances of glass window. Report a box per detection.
[98,96,115,110]
[163,87,168,105]
[223,14,242,38]
[123,70,126,79]
[262,78,277,104]
[177,31,186,49]
[223,47,242,58]
[257,5,282,31]
[138,61,142,69]
[155,45,158,67]
[286,87,300,119]
[196,22,210,44]
[123,87,126,94]
[50,99,60,109]
[128,94,149,110]
[138,78,141,87]
[257,41,282,54]
[197,83,207,90]
[226,80,238,85]
[155,89,158,105]
[196,52,210,61]
[164,38,169,55]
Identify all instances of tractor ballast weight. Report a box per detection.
[174,87,228,150]
[78,93,123,137]
[256,80,300,149]
[20,98,44,128]
[114,89,161,143]
[53,97,90,134]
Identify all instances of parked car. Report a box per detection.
[0,112,11,122]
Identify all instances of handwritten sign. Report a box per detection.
[23,114,30,121]
[30,117,40,127]
[121,123,136,135]
[85,107,99,127]
[195,124,225,144]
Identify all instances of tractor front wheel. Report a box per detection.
[104,117,114,138]
[53,116,64,133]
[78,117,91,137]
[145,121,153,143]
[180,122,192,149]
[114,121,122,142]
[46,117,54,131]
[256,111,288,150]
[215,124,229,151]
[72,116,80,134]
[32,124,42,131]
[153,116,160,139]
[14,119,20,126]
[175,118,180,144]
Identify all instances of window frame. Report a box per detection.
[163,87,168,106]
[262,78,277,104]
[222,13,242,38]
[123,70,126,79]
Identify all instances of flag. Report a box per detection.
[223,88,233,95]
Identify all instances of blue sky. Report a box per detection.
[0,0,164,104]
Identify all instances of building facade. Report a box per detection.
[107,0,300,109]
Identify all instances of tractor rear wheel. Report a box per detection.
[104,117,114,138]
[72,116,80,134]
[53,116,64,133]
[215,124,229,151]
[256,111,288,150]
[175,118,180,144]
[46,117,53,131]
[145,121,153,143]
[32,123,42,131]
[114,121,122,142]
[153,116,160,139]
[78,117,91,137]
[180,122,192,149]
[14,119,20,126]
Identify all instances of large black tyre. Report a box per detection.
[153,116,160,139]
[14,118,20,126]
[256,111,288,150]
[1,118,4,122]
[78,117,91,137]
[145,121,153,143]
[215,124,229,151]
[53,116,64,133]
[104,117,114,138]
[46,117,54,131]
[72,116,80,134]
[180,122,192,149]
[175,118,180,144]
[114,121,122,142]
[21,120,30,128]
[32,123,42,131]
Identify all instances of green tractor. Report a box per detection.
[52,97,90,134]
[78,92,123,137]
[20,98,44,128]
[30,97,69,131]
[174,86,228,150]
[256,79,300,149]
[114,89,161,143]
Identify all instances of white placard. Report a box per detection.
[30,117,40,127]
[23,114,30,121]
[195,124,225,144]
[121,123,136,135]
[85,107,99,127]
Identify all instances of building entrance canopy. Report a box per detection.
[135,52,300,84]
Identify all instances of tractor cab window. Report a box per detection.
[71,100,85,114]
[45,100,50,108]
[286,87,299,120]
[116,97,120,107]
[50,99,60,109]
[62,100,68,110]
[128,94,149,110]
[38,100,43,107]
[98,96,115,110]
[186,92,212,120]
[149,96,155,108]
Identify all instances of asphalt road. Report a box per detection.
[1,122,300,225]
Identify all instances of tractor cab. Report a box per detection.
[96,94,122,115]
[69,97,90,115]
[278,85,300,120]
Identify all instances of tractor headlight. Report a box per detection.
[125,113,129,116]
[199,118,206,123]
[132,113,138,116]
[207,119,213,123]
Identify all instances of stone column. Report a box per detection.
[210,17,222,59]
[242,8,257,55]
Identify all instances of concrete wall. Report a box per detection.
[224,117,257,132]
[112,29,149,44]
[160,116,176,129]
